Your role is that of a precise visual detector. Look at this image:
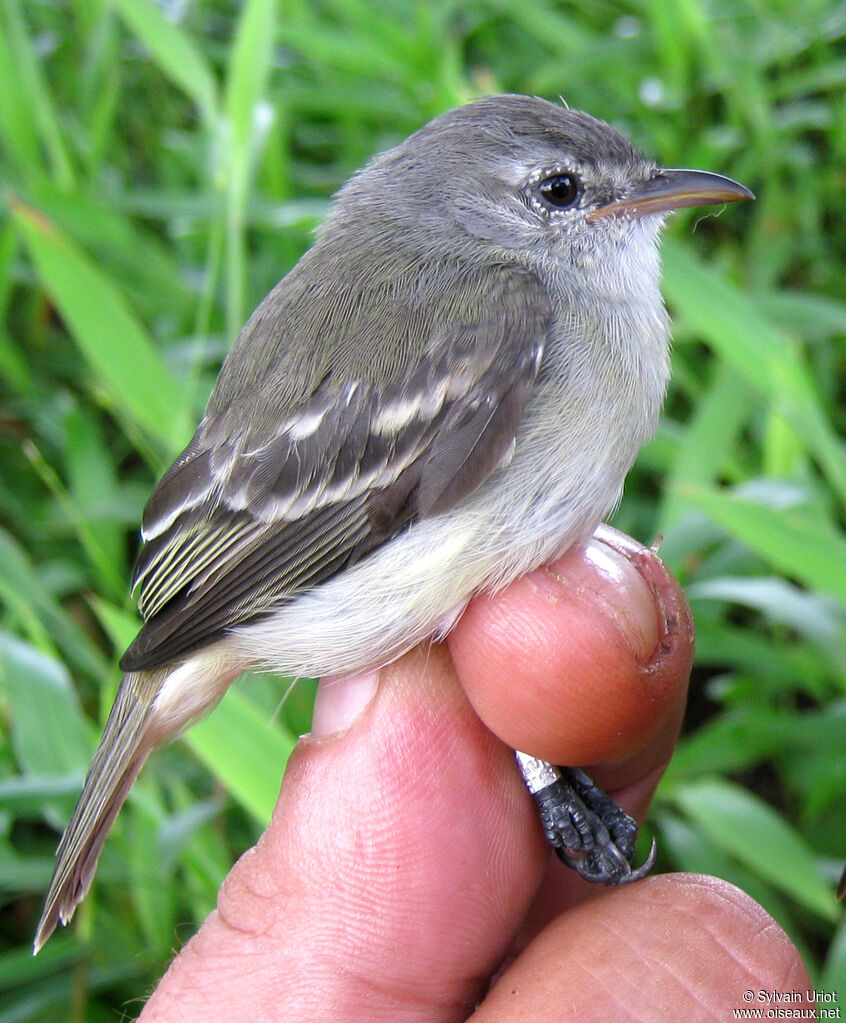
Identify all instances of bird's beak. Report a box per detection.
[588,168,754,221]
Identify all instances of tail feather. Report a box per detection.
[33,671,161,954]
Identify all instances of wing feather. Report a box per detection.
[120,262,552,672]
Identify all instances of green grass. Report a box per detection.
[1,0,844,1017]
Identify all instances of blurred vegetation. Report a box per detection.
[0,0,844,1017]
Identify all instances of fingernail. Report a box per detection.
[310,670,381,737]
[582,537,660,661]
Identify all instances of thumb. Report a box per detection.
[141,644,546,1022]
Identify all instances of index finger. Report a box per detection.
[449,526,693,787]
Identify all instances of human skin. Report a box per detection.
[140,528,812,1022]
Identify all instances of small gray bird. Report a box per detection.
[34,94,752,952]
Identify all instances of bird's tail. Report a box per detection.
[33,670,164,954]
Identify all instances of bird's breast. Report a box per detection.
[461,290,671,581]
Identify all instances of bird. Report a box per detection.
[34,93,752,952]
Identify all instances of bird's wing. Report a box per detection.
[120,263,551,672]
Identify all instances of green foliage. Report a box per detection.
[0,0,843,1016]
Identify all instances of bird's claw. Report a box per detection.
[519,757,656,886]
[557,835,658,885]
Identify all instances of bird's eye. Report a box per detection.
[538,173,580,209]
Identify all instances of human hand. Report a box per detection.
[140,527,812,1021]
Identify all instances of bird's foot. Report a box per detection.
[515,753,656,885]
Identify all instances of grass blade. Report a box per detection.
[658,361,753,530]
[0,634,90,777]
[221,0,276,339]
[186,685,295,823]
[111,0,219,126]
[682,483,846,608]
[674,777,837,921]
[11,198,191,452]
[2,0,74,187]
[663,240,846,506]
